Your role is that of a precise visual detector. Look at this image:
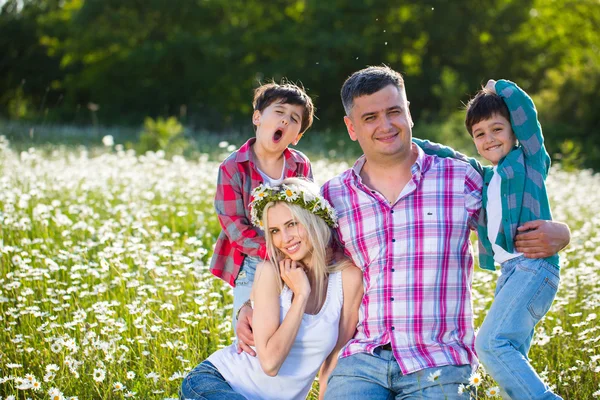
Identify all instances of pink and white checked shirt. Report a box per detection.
[321,145,483,374]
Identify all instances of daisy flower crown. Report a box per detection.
[249,183,338,230]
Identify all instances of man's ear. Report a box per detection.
[406,101,414,128]
[252,110,261,127]
[344,116,358,142]
[292,132,303,145]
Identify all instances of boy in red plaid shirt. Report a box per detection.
[210,82,315,327]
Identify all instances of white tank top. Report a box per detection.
[208,271,343,400]
[486,168,522,264]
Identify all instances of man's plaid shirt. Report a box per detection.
[322,146,482,374]
[209,138,313,286]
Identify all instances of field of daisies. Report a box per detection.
[1,134,599,399]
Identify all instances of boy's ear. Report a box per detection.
[406,100,414,128]
[344,116,358,142]
[292,132,303,146]
[252,110,261,127]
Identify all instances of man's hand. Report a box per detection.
[236,305,256,356]
[515,220,571,258]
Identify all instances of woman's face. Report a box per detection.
[266,203,313,266]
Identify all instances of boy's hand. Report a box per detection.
[515,220,571,258]
[236,306,256,356]
[485,79,497,94]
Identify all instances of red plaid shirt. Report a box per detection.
[210,138,313,286]
[322,145,482,374]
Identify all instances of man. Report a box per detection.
[319,65,569,399]
[236,65,570,399]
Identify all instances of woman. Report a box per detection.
[181,178,363,400]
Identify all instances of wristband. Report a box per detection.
[235,299,252,321]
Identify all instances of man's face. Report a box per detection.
[344,85,413,162]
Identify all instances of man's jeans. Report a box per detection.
[180,360,245,400]
[324,349,472,399]
[232,256,260,329]
[475,256,562,400]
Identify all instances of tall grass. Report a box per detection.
[0,136,599,399]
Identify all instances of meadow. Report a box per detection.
[1,135,599,399]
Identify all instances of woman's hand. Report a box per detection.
[279,259,311,299]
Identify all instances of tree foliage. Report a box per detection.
[1,0,599,167]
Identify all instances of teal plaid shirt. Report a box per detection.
[415,79,559,271]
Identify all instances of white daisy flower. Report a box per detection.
[281,185,299,201]
[468,372,482,386]
[92,368,106,382]
[113,382,125,391]
[426,369,442,382]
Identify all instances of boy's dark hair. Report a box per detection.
[341,65,405,116]
[253,82,315,134]
[465,88,511,136]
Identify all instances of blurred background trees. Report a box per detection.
[1,0,599,168]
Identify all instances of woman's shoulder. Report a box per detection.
[253,260,281,290]
[340,263,363,287]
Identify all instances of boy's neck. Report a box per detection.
[251,143,285,177]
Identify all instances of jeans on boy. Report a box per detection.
[475,256,561,400]
[324,349,472,400]
[180,361,245,400]
[232,256,260,328]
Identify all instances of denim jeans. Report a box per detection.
[475,256,562,400]
[232,256,261,329]
[324,349,472,399]
[180,360,246,400]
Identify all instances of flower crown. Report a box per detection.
[249,183,338,230]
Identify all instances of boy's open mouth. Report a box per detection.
[273,129,283,143]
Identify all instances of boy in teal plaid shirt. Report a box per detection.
[417,79,562,399]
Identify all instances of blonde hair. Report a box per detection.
[261,178,348,310]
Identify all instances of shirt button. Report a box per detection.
[391,268,395,272]
[391,210,394,214]
[390,297,394,301]
[391,326,395,331]
[392,239,396,242]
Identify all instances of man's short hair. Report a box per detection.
[465,89,511,136]
[341,65,405,116]
[253,82,315,134]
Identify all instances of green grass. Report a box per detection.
[0,135,599,399]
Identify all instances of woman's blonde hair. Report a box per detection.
[261,178,347,309]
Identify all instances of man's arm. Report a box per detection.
[236,302,256,356]
[515,220,571,258]
[494,79,551,173]
[215,164,267,259]
[412,137,485,176]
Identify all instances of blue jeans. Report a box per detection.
[232,256,260,329]
[475,256,561,400]
[180,360,245,400]
[324,349,472,399]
